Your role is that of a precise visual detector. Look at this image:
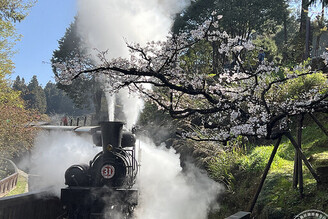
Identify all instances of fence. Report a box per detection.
[0,159,18,197]
[60,116,89,126]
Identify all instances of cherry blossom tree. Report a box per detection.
[53,13,328,143]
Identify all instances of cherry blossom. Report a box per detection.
[54,14,328,142]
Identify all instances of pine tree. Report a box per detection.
[25,75,47,113]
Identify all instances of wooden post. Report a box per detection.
[285,132,321,183]
[293,146,299,188]
[309,113,328,137]
[77,117,80,126]
[297,114,304,197]
[248,136,282,213]
[84,116,87,126]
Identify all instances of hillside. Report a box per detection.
[208,113,328,218]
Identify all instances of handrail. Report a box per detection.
[0,158,19,197]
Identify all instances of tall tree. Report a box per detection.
[0,0,36,158]
[24,75,47,113]
[51,18,104,122]
[300,0,310,59]
[12,76,28,96]
[0,0,34,78]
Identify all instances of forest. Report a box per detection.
[1,0,328,218]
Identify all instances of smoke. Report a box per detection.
[105,92,116,121]
[119,89,144,130]
[76,0,191,126]
[25,131,101,196]
[77,0,190,58]
[134,138,222,219]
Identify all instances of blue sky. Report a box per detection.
[11,0,77,87]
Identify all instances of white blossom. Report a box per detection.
[53,10,328,142]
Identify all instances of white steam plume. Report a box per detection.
[118,89,144,130]
[77,0,191,126]
[77,0,190,58]
[134,139,222,219]
[26,131,101,196]
[105,92,116,121]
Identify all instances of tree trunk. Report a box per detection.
[283,12,288,63]
[300,0,310,60]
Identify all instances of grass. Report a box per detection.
[208,113,328,218]
[5,174,28,197]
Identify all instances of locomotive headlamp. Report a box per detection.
[107,144,113,151]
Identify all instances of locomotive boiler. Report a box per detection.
[60,121,139,218]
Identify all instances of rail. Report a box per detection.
[0,158,19,197]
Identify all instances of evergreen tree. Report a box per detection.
[25,75,47,113]
[12,76,28,97]
[172,0,289,39]
[44,81,93,115]
[52,18,102,121]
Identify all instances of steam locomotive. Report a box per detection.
[43,121,139,218]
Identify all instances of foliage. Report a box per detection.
[172,0,289,38]
[12,76,27,94]
[273,13,299,64]
[208,113,328,218]
[44,81,93,116]
[263,61,328,105]
[253,35,280,62]
[0,0,36,158]
[0,85,37,158]
[12,77,92,116]
[208,146,243,191]
[0,0,34,78]
[13,75,47,113]
[179,40,213,75]
[0,76,22,107]
[280,71,327,101]
[24,75,47,113]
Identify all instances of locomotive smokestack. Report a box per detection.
[100,121,124,151]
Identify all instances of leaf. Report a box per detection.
[208,73,217,77]
[320,26,327,32]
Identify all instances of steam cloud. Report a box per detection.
[26,131,101,196]
[77,0,191,58]
[134,139,221,219]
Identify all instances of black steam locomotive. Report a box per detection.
[58,121,139,218]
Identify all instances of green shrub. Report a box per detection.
[208,147,244,191]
